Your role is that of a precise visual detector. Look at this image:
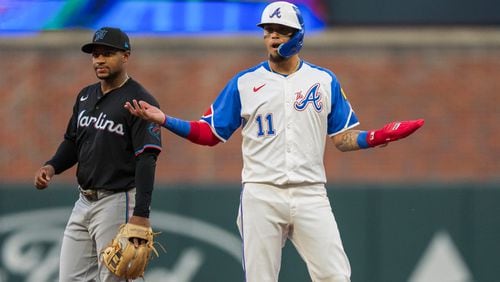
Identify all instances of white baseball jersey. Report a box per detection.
[201,60,359,185]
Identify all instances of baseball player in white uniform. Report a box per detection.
[125,1,424,281]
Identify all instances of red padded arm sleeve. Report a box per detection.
[187,121,221,146]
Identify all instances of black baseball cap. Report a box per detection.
[81,27,131,53]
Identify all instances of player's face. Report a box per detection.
[91,46,128,80]
[262,24,295,62]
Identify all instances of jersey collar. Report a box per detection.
[264,60,303,77]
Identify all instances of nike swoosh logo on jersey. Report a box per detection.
[253,84,266,92]
[80,95,89,101]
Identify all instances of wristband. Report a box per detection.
[163,115,190,138]
[357,131,370,149]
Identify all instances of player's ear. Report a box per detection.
[122,51,130,62]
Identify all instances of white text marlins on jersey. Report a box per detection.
[77,110,125,135]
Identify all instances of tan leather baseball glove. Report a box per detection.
[101,223,159,279]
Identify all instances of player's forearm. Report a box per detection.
[163,115,221,146]
[134,151,158,218]
[163,115,190,137]
[333,130,363,152]
[45,139,78,174]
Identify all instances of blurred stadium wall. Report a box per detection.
[1,28,499,185]
[0,0,498,185]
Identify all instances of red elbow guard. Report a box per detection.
[187,121,221,146]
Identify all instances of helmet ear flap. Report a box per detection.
[277,28,304,58]
[277,5,305,58]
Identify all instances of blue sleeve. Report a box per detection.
[327,78,359,135]
[201,75,242,141]
[163,116,190,138]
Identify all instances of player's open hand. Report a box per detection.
[34,165,55,190]
[124,99,166,125]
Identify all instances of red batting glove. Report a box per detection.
[366,119,425,147]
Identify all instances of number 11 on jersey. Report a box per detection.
[256,113,275,137]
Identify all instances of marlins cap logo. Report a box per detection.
[270,7,281,18]
[94,29,108,41]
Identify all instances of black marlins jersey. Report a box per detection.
[64,78,162,189]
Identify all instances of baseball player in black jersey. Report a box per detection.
[34,27,162,281]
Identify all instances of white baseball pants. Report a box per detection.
[237,183,351,282]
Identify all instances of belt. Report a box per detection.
[78,186,131,201]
